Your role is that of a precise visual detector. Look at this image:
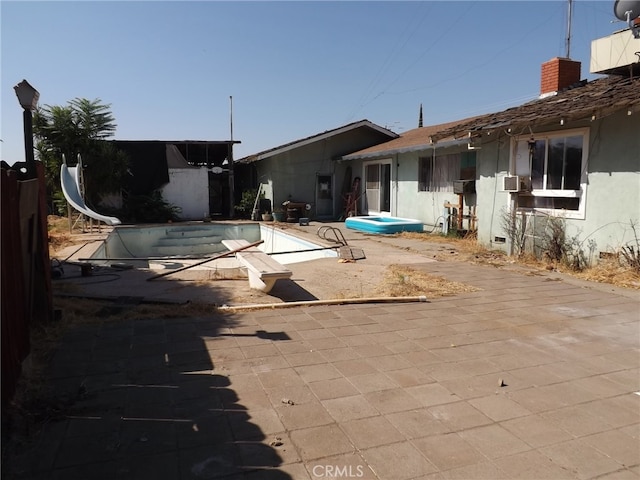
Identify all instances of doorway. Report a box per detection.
[208,171,229,217]
[316,174,333,218]
[364,161,391,214]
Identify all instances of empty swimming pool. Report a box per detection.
[88,222,337,268]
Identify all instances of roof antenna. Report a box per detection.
[229,95,234,141]
[566,0,573,58]
[418,103,423,128]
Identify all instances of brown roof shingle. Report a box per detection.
[342,116,482,159]
[430,75,640,142]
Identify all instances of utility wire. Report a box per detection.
[388,6,559,97]
[345,2,432,122]
[351,2,479,117]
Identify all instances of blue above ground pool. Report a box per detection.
[345,216,424,234]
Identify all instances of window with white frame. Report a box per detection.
[418,152,474,192]
[513,128,588,216]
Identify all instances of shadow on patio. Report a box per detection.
[3,301,294,479]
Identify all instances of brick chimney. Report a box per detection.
[540,57,581,96]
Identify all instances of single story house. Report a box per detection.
[235,120,398,220]
[342,27,640,262]
[340,117,480,231]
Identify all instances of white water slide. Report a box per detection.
[60,155,121,226]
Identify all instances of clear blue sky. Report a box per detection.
[1,1,618,163]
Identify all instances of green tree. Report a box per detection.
[33,98,127,213]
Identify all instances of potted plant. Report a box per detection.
[261,211,273,221]
[272,208,285,222]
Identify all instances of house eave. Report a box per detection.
[113,139,240,145]
[340,137,468,161]
[236,120,398,164]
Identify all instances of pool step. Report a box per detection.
[151,230,226,256]
[151,243,228,256]
[164,228,220,238]
[155,235,223,247]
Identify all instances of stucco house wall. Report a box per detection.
[240,121,398,220]
[257,140,337,214]
[342,74,638,265]
[473,109,640,260]
[344,141,477,230]
[396,145,477,230]
[161,168,209,220]
[580,110,640,254]
[474,136,509,250]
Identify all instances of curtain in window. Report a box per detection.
[431,154,460,192]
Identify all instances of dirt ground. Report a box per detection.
[49,219,478,306]
[48,217,639,308]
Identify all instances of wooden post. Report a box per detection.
[470,205,477,231]
[34,162,53,323]
[457,194,464,231]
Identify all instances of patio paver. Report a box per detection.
[5,235,640,479]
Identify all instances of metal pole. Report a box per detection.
[565,0,573,58]
[228,96,235,218]
[229,95,233,141]
[228,142,235,218]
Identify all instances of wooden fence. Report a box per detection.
[1,161,53,406]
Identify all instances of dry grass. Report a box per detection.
[398,230,640,291]
[47,214,105,259]
[376,265,479,298]
[400,231,507,263]
[47,215,73,255]
[570,258,640,289]
[54,296,208,322]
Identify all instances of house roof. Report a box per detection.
[342,75,639,161]
[341,117,481,160]
[235,119,398,164]
[430,75,640,142]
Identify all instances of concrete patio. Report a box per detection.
[5,227,640,479]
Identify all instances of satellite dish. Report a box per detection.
[614,0,640,21]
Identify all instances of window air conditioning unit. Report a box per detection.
[503,175,530,192]
[453,179,476,194]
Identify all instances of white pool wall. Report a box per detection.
[259,225,338,264]
[91,222,337,266]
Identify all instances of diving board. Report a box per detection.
[222,239,292,293]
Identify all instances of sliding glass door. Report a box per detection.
[364,161,391,215]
